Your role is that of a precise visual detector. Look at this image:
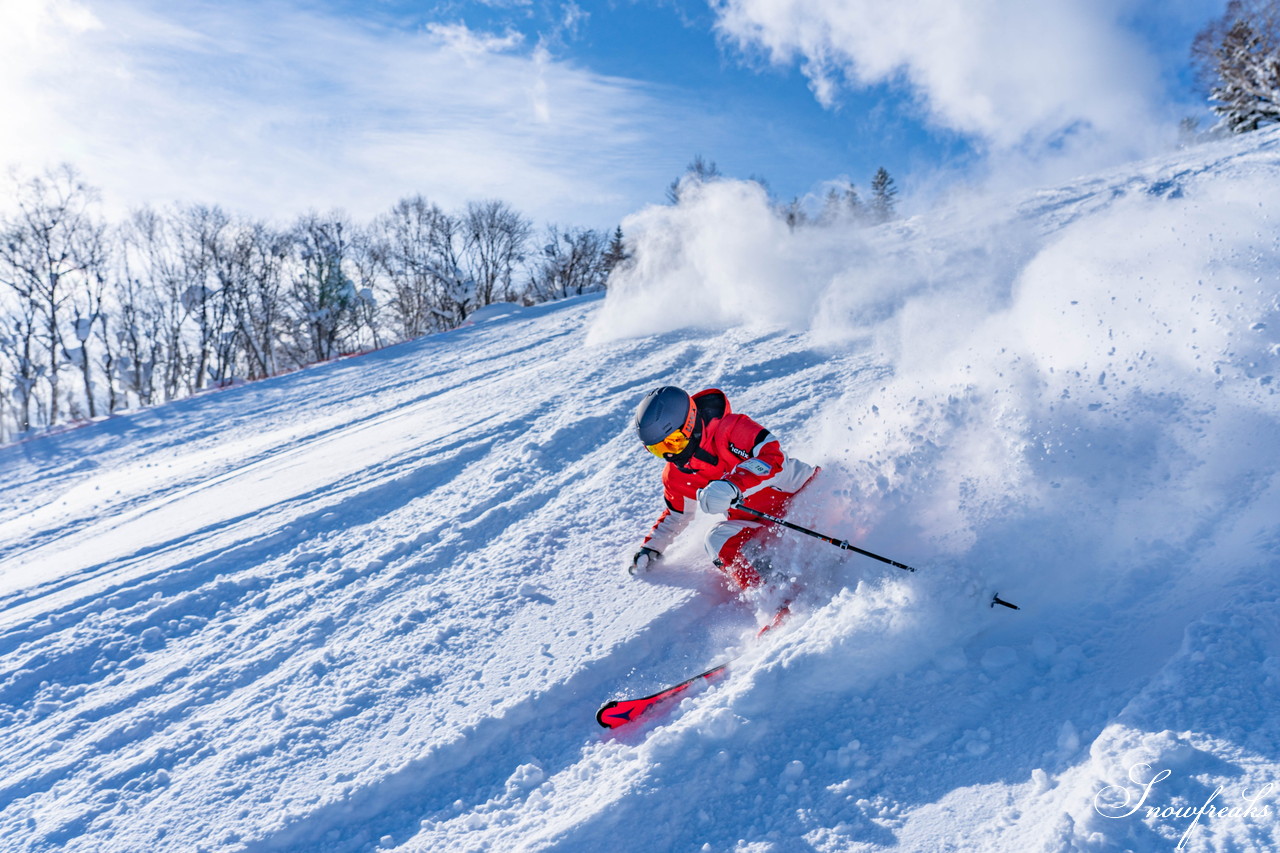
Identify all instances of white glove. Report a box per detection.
[697,479,741,514]
[629,547,661,576]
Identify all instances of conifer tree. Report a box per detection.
[870,167,898,224]
[602,226,629,276]
[844,183,865,223]
[821,188,843,224]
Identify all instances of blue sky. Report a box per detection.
[1,0,1225,229]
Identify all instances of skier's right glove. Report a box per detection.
[697,479,740,515]
[629,547,661,576]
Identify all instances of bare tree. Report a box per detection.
[0,298,42,434]
[370,196,452,339]
[0,346,8,443]
[116,213,167,407]
[462,200,532,309]
[0,166,104,428]
[527,226,608,301]
[668,155,723,203]
[118,206,197,403]
[666,155,722,204]
[66,227,111,418]
[236,222,290,379]
[167,204,234,392]
[1192,1,1280,133]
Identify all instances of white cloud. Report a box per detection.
[0,0,674,226]
[713,0,1168,156]
[424,21,524,56]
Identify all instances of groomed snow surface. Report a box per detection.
[3,129,1280,852]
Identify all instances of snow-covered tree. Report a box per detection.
[1193,1,1280,133]
[344,227,382,352]
[287,213,360,364]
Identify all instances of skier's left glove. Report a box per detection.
[629,547,661,576]
[697,479,741,515]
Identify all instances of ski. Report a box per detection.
[596,663,729,728]
[597,601,791,729]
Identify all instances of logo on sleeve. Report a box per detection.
[738,458,771,477]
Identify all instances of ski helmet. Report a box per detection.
[635,386,697,457]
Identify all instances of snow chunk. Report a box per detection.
[505,762,546,793]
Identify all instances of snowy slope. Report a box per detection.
[3,128,1280,853]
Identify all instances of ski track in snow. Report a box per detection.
[2,129,1280,852]
[0,296,877,852]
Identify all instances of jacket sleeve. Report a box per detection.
[721,417,786,494]
[642,490,693,553]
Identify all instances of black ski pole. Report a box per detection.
[731,501,917,573]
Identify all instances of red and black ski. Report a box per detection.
[596,662,729,729]
[595,601,792,729]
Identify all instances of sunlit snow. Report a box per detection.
[2,128,1279,852]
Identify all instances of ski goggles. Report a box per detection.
[646,428,691,457]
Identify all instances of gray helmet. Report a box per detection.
[635,386,696,447]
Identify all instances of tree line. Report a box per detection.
[0,166,627,442]
[668,155,900,228]
[0,153,901,444]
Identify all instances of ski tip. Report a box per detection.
[596,701,620,729]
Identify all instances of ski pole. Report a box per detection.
[731,501,917,573]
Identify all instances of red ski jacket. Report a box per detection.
[642,388,813,553]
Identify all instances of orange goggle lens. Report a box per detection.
[646,428,690,457]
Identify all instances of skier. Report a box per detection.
[629,386,816,590]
